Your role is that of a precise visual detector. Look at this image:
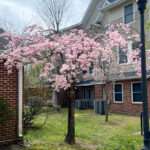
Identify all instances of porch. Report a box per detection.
[75,85,94,109]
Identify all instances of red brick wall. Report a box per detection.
[95,85,103,100]
[94,79,150,115]
[0,63,18,144]
[110,80,143,115]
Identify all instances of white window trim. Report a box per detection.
[113,83,124,104]
[131,81,143,104]
[117,41,133,65]
[123,2,135,25]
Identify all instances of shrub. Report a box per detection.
[0,99,14,124]
[24,96,44,129]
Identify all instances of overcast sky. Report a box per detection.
[0,0,91,33]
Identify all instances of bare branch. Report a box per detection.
[35,0,70,33]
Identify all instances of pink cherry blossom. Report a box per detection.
[54,75,70,92]
[0,23,140,91]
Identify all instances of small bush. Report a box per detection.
[0,99,14,124]
[24,96,44,129]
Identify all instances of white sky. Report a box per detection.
[0,0,91,32]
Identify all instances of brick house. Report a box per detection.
[0,29,23,144]
[75,0,150,114]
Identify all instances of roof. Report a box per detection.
[78,70,150,86]
[41,23,82,37]
[81,0,131,28]
[77,80,104,86]
[110,70,150,81]
[101,0,128,11]
[81,0,103,28]
[61,23,82,32]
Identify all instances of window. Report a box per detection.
[124,3,134,24]
[89,63,94,74]
[114,84,123,103]
[132,41,140,50]
[132,82,142,103]
[118,47,128,64]
[118,41,134,64]
[77,86,94,100]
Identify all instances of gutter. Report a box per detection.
[77,75,150,87]
[77,81,105,87]
[18,67,23,138]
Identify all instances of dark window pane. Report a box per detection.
[89,63,94,74]
[132,82,142,102]
[115,84,122,92]
[115,93,122,101]
[91,88,94,99]
[133,93,142,102]
[124,4,133,24]
[78,88,83,99]
[83,87,93,100]
[133,83,141,92]
[119,48,128,64]
[132,42,140,49]
[119,54,128,64]
[125,14,133,24]
[84,88,89,99]
[125,4,133,15]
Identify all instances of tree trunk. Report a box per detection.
[65,89,75,144]
[103,84,111,122]
[105,101,110,122]
[105,108,109,122]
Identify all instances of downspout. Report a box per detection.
[18,67,23,138]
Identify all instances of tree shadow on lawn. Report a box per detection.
[24,139,98,150]
[0,144,25,150]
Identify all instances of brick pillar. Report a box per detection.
[0,63,18,144]
[94,85,103,100]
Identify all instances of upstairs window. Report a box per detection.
[132,41,140,50]
[118,41,133,64]
[132,82,142,103]
[113,84,123,103]
[124,3,134,24]
[118,47,128,64]
[89,63,94,74]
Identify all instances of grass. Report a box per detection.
[24,109,143,150]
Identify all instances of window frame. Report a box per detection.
[113,83,124,104]
[123,3,135,24]
[131,81,143,104]
[117,46,128,64]
[117,41,133,65]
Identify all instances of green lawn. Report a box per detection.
[24,109,143,150]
